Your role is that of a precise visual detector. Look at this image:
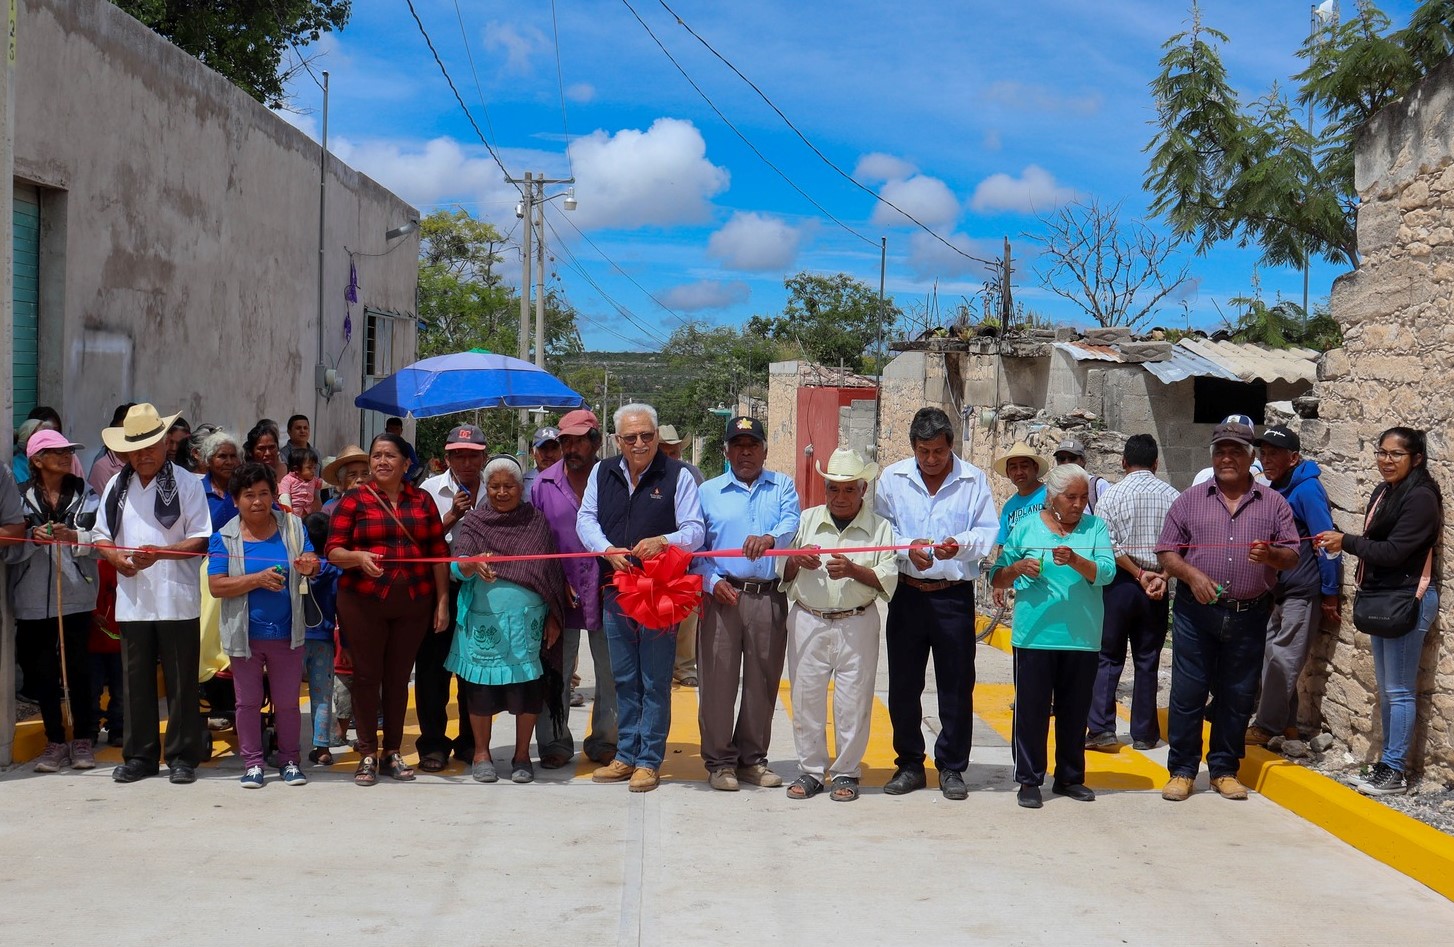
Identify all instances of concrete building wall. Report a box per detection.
[766,361,801,480]
[1295,56,1454,784]
[17,0,419,457]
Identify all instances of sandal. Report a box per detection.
[354,755,378,786]
[417,752,448,773]
[381,752,416,782]
[829,775,860,802]
[308,747,334,766]
[786,774,824,800]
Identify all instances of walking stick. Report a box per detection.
[52,530,72,738]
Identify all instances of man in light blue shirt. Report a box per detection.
[694,416,801,791]
[873,407,998,800]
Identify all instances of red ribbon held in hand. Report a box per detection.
[612,545,702,630]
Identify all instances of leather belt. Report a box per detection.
[800,604,870,621]
[1213,591,1273,613]
[899,575,968,593]
[726,577,776,595]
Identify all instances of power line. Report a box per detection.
[549,0,576,180]
[547,205,690,328]
[618,0,877,249]
[267,0,325,92]
[403,0,519,194]
[544,217,672,347]
[451,0,499,145]
[654,0,1001,271]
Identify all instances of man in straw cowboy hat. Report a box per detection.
[991,441,1049,609]
[92,403,213,784]
[322,444,370,512]
[778,448,897,802]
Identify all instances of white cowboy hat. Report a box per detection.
[992,440,1050,479]
[816,447,877,483]
[101,403,182,453]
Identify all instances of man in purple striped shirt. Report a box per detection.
[1155,422,1299,802]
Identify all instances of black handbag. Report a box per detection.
[1351,492,1433,638]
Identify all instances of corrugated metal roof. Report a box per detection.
[1142,343,1242,384]
[1176,338,1319,384]
[1052,341,1123,362]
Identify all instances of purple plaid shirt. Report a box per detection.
[530,459,602,631]
[1156,480,1299,601]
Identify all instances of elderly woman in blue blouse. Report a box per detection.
[990,463,1115,809]
[448,455,566,785]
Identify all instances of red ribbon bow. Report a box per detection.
[612,544,702,630]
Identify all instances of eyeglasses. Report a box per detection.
[1374,450,1411,461]
[617,432,656,445]
[41,447,76,456]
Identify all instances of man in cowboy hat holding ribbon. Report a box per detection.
[92,403,213,784]
[778,448,896,802]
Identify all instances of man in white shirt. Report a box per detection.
[873,408,998,800]
[93,404,212,784]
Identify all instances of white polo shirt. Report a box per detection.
[94,468,213,622]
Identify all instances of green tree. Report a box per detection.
[746,273,900,373]
[1144,1,1454,272]
[112,1,350,107]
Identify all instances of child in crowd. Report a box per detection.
[279,446,322,516]
[302,513,341,765]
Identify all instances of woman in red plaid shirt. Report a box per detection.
[325,433,450,786]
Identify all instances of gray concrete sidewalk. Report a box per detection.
[1,641,1451,945]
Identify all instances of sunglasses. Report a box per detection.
[617,432,656,445]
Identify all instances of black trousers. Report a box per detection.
[1088,569,1169,743]
[1013,647,1097,787]
[120,619,205,768]
[885,581,976,773]
[412,583,473,759]
[16,613,95,743]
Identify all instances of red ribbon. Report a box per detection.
[611,544,703,630]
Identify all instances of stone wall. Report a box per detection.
[1298,55,1454,784]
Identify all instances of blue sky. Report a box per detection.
[276,0,1419,351]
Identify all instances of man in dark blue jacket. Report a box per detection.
[1248,425,1342,745]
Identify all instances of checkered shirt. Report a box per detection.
[1095,470,1181,572]
[324,483,449,599]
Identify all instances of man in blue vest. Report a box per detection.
[577,403,705,792]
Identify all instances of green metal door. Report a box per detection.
[12,184,39,426]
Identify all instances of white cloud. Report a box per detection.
[331,136,517,210]
[854,152,916,183]
[483,22,547,74]
[565,82,595,103]
[906,231,1002,280]
[969,165,1082,214]
[982,81,1102,115]
[568,118,729,230]
[870,174,959,229]
[660,279,751,312]
[707,212,807,272]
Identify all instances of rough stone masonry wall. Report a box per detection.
[1300,56,1454,784]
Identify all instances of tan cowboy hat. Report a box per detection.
[657,424,684,445]
[992,440,1049,479]
[322,444,369,487]
[816,447,877,483]
[100,403,182,453]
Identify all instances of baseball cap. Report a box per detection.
[724,415,766,443]
[1255,425,1301,452]
[1211,422,1255,447]
[25,429,85,459]
[1053,437,1086,459]
[532,426,561,449]
[445,423,488,451]
[557,409,599,437]
[1222,414,1256,427]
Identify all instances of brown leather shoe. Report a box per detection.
[628,767,660,792]
[1161,776,1195,801]
[736,762,783,787]
[592,760,633,783]
[1210,775,1250,800]
[1245,725,1276,747]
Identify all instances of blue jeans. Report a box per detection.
[602,589,677,770]
[302,639,336,750]
[1370,588,1439,773]
[1167,595,1270,778]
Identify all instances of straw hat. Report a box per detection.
[101,403,181,453]
[992,441,1049,479]
[322,444,369,487]
[816,447,878,483]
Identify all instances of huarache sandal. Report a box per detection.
[417,752,448,773]
[381,752,416,781]
[786,774,824,800]
[354,755,378,786]
[829,775,861,802]
[308,747,334,766]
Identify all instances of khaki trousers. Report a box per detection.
[698,588,788,771]
[787,604,880,780]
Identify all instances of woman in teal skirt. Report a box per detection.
[448,455,566,784]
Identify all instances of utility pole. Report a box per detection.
[1001,237,1014,331]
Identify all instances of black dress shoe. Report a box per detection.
[112,759,158,783]
[883,767,927,796]
[1052,782,1096,802]
[939,769,968,800]
[168,762,198,784]
[1017,784,1043,809]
